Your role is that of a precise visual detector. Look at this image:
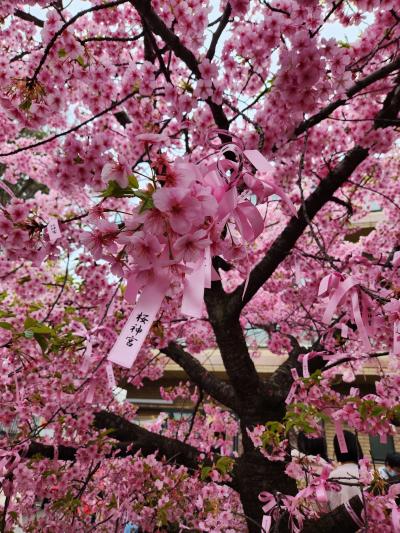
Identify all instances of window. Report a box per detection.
[369,435,395,464]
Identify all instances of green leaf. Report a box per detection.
[215,456,233,475]
[24,318,55,336]
[128,174,139,188]
[76,55,86,67]
[0,310,14,318]
[34,333,49,353]
[0,321,13,330]
[28,302,44,312]
[100,180,135,199]
[19,99,32,111]
[58,48,67,58]
[200,466,212,481]
[371,406,385,417]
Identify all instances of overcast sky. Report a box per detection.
[28,0,372,45]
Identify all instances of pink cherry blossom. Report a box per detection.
[153,187,202,234]
[173,229,210,262]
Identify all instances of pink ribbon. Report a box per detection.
[294,259,303,286]
[321,275,372,352]
[181,254,206,319]
[258,491,277,532]
[125,273,139,304]
[333,420,348,453]
[0,181,16,199]
[81,336,93,374]
[47,217,62,243]
[261,516,272,532]
[389,484,400,532]
[393,320,400,355]
[322,276,360,323]
[243,150,297,217]
[351,290,372,352]
[285,368,299,404]
[85,382,95,404]
[108,278,168,368]
[302,353,310,378]
[204,246,211,289]
[233,200,264,242]
[314,466,331,504]
[106,361,116,390]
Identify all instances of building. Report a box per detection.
[127,348,400,464]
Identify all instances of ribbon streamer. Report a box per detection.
[258,491,277,533]
[108,279,168,368]
[181,254,206,319]
[285,368,299,404]
[106,362,116,390]
[333,420,348,454]
[0,180,16,199]
[321,275,372,353]
[243,149,297,217]
[47,217,62,243]
[302,353,310,378]
[393,320,400,355]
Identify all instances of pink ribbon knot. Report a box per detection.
[258,491,277,532]
[319,274,372,352]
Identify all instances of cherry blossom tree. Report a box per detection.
[0,0,400,531]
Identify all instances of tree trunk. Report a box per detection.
[234,449,297,533]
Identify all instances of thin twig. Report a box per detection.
[0,91,137,158]
[44,251,70,323]
[183,389,204,443]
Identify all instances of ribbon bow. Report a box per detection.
[258,491,277,532]
[319,274,372,352]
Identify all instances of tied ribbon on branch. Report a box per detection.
[47,217,62,243]
[108,277,169,368]
[319,273,373,352]
[258,491,277,533]
[103,129,297,368]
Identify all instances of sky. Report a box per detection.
[28,0,372,45]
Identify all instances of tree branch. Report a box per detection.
[93,411,203,470]
[294,56,400,137]
[30,0,130,84]
[374,75,400,127]
[129,0,230,130]
[0,91,137,157]
[232,144,369,309]
[27,411,205,472]
[204,285,266,406]
[232,77,400,311]
[161,341,238,411]
[14,9,44,28]
[206,3,232,61]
